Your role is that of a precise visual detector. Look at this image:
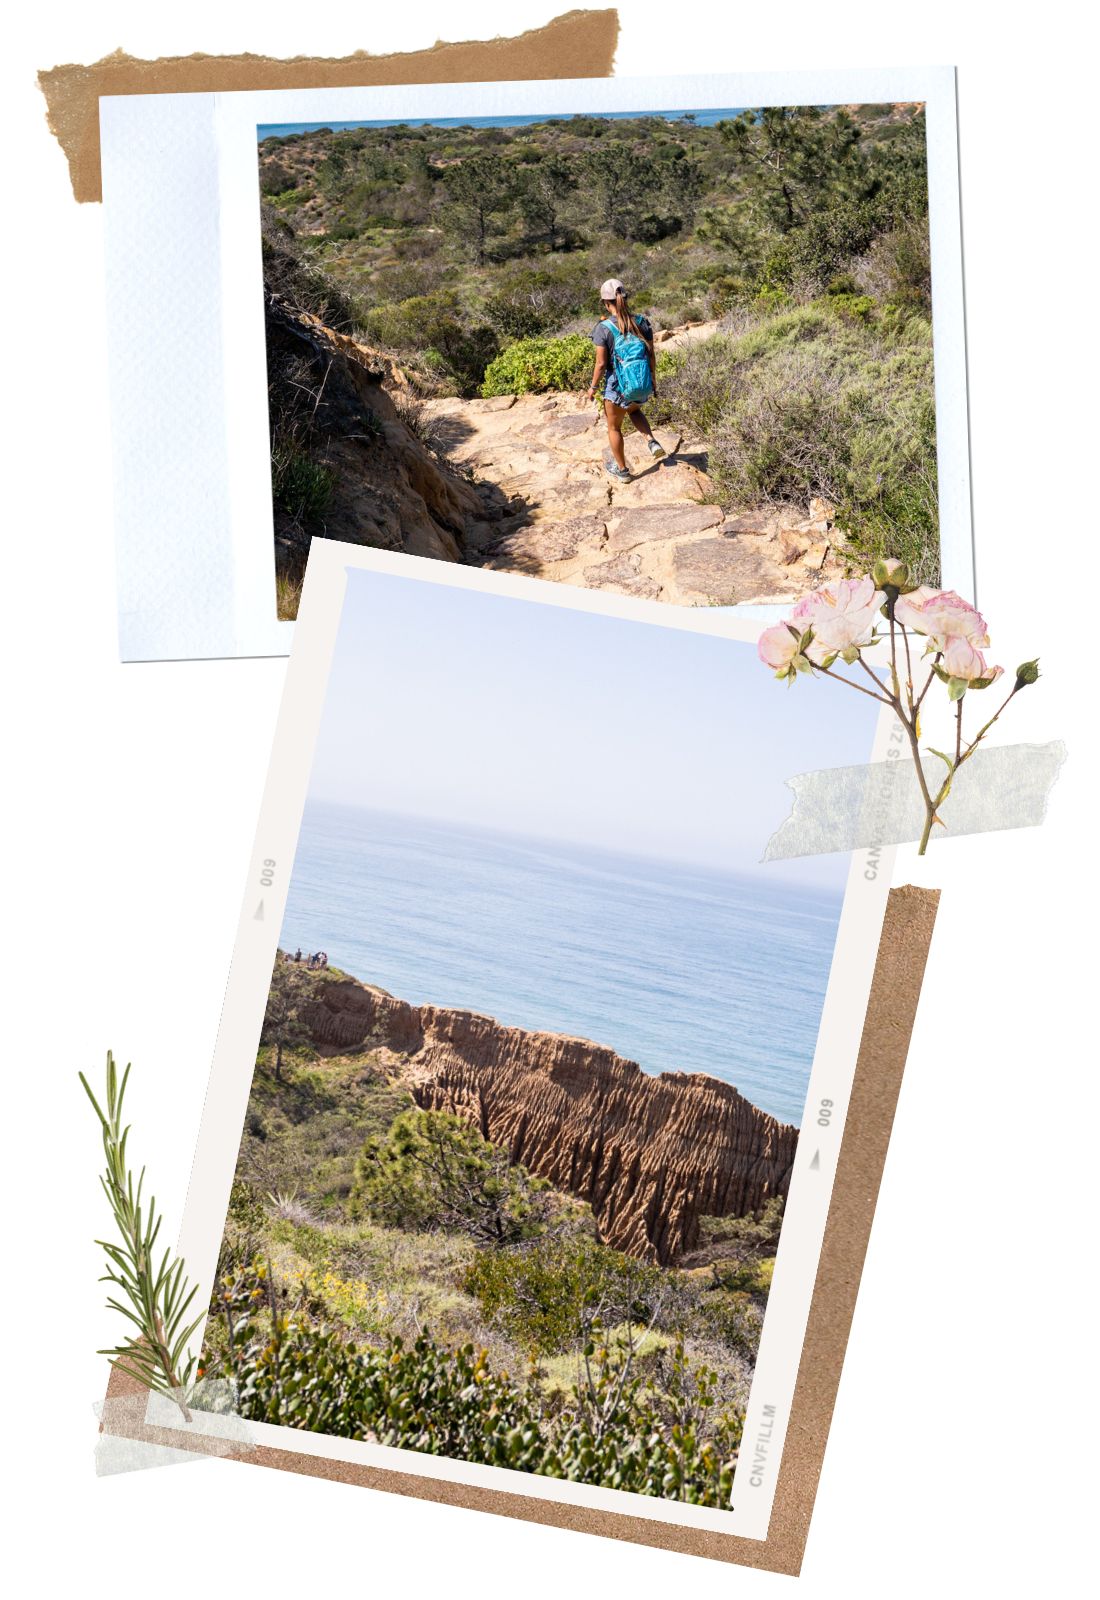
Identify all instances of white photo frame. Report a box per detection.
[101,67,970,662]
[168,541,897,1542]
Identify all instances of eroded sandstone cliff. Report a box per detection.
[301,970,799,1265]
[266,292,500,575]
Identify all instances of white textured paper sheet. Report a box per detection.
[100,67,971,661]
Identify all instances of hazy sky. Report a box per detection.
[305,570,881,890]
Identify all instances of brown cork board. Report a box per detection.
[101,883,939,1575]
[37,8,619,204]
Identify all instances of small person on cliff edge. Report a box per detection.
[585,278,666,483]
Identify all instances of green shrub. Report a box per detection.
[481,262,591,339]
[707,275,751,317]
[464,1233,664,1356]
[706,350,852,505]
[365,294,456,352]
[652,338,744,436]
[480,333,594,397]
[785,199,884,287]
[352,1108,551,1246]
[877,219,933,314]
[216,1180,269,1280]
[363,292,499,395]
[270,445,334,526]
[213,1261,742,1508]
[834,456,940,585]
[260,161,296,195]
[826,292,876,324]
[650,300,939,582]
[698,1197,785,1256]
[698,1289,765,1357]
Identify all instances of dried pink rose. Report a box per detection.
[893,588,990,649]
[758,623,804,675]
[791,576,885,658]
[760,556,1038,856]
[941,635,1004,686]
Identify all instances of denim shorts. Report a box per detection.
[604,374,637,409]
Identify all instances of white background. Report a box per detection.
[2,5,1094,1596]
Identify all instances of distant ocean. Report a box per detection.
[280,804,843,1128]
[258,109,752,141]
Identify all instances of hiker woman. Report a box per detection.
[585,278,666,483]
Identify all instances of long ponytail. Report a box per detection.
[608,288,653,357]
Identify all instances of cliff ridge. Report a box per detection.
[301,968,799,1264]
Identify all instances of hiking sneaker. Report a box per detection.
[646,437,667,460]
[605,462,632,483]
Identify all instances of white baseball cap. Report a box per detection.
[600,278,626,300]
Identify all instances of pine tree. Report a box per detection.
[720,107,869,233]
[440,153,518,265]
[520,154,578,251]
[581,142,638,237]
[352,1107,550,1245]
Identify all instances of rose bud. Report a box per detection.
[871,558,918,594]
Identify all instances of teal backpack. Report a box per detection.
[603,317,653,405]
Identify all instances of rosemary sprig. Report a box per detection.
[80,1052,202,1418]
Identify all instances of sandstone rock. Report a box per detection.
[581,551,661,599]
[490,515,607,566]
[409,382,833,606]
[462,519,500,556]
[266,297,482,586]
[779,531,809,566]
[676,541,818,604]
[672,539,746,601]
[468,394,518,413]
[543,413,596,438]
[302,974,798,1263]
[656,318,724,354]
[721,512,775,537]
[604,503,724,552]
[608,462,717,510]
[293,309,415,396]
[518,412,603,459]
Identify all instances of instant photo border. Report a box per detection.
[101,67,969,662]
[106,542,939,1568]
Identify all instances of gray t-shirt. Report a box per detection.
[592,313,652,353]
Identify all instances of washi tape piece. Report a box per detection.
[763,741,1067,860]
[95,1379,256,1476]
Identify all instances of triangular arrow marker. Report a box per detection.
[253,900,265,921]
[809,1150,821,1171]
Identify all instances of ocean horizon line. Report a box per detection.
[282,802,837,1123]
[303,793,843,905]
[257,108,760,141]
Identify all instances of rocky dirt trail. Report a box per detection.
[422,322,844,607]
